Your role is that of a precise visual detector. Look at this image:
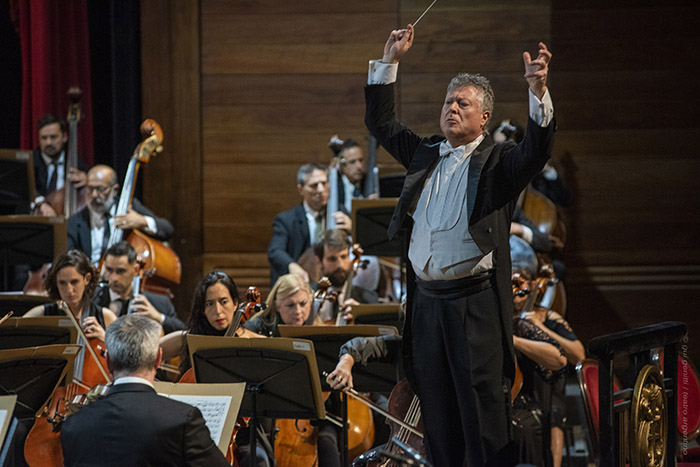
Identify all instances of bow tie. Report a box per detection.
[439,141,466,159]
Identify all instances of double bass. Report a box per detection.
[24,87,85,295]
[43,86,86,218]
[101,119,181,296]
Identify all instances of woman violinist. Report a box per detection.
[21,250,116,467]
[25,249,117,362]
[158,271,272,467]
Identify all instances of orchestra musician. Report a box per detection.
[93,241,184,334]
[60,314,229,467]
[159,271,272,467]
[267,163,352,286]
[32,113,87,217]
[25,249,116,343]
[17,250,116,467]
[333,138,370,213]
[243,273,342,467]
[364,23,555,466]
[510,236,583,467]
[313,229,379,323]
[66,164,173,265]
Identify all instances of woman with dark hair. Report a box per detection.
[26,249,116,344]
[158,271,275,467]
[158,271,243,375]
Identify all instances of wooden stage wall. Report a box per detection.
[140,1,700,363]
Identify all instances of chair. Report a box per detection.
[575,359,623,459]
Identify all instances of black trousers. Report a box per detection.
[412,275,509,467]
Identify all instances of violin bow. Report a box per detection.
[58,301,111,382]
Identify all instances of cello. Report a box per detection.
[23,301,111,466]
[101,119,182,296]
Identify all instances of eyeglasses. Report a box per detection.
[85,184,114,194]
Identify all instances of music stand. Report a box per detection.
[0,344,81,419]
[0,150,35,215]
[0,215,67,290]
[351,303,404,331]
[278,325,400,463]
[186,335,326,465]
[0,293,53,317]
[351,198,403,257]
[278,324,399,393]
[0,317,78,351]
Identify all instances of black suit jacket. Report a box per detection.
[67,198,174,256]
[267,204,310,286]
[93,286,184,334]
[61,383,228,467]
[32,147,87,198]
[365,83,555,384]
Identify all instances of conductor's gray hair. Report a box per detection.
[105,314,161,375]
[446,73,495,128]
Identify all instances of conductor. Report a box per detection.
[364,24,555,466]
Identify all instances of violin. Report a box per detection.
[178,287,263,466]
[24,300,111,467]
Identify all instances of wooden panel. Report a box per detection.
[141,0,202,317]
[551,2,700,356]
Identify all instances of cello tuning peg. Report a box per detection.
[155,145,164,154]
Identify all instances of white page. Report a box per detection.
[162,395,232,444]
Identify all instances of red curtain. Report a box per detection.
[11,0,94,165]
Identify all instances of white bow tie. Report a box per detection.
[439,141,465,158]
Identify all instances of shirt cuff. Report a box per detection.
[521,225,534,244]
[528,88,554,127]
[368,60,398,85]
[159,312,166,324]
[144,216,158,234]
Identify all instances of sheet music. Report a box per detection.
[164,395,232,444]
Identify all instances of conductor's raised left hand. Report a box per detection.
[523,42,552,99]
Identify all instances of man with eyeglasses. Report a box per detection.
[67,165,174,264]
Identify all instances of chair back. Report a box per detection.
[576,359,622,457]
[677,355,700,442]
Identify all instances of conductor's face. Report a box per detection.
[298,169,329,212]
[440,86,490,146]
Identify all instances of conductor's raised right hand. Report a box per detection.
[382,24,414,64]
